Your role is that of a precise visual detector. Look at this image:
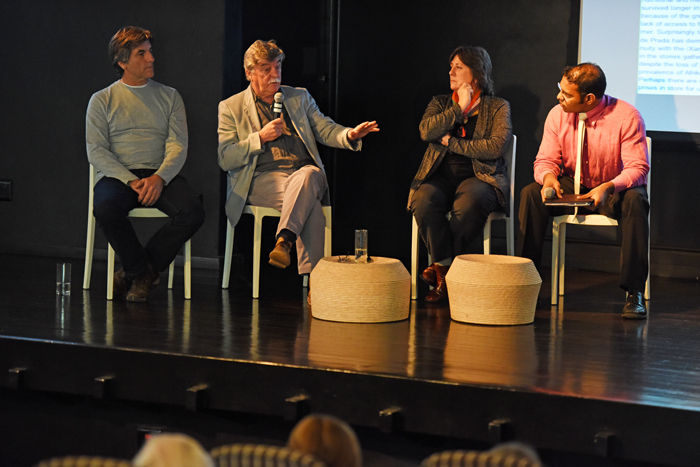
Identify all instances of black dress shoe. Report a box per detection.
[622,290,647,319]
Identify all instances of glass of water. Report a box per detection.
[56,263,71,295]
[355,229,368,263]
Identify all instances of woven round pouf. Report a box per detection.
[445,254,542,325]
[310,256,410,323]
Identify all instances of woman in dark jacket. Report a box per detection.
[408,46,512,302]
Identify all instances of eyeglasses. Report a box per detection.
[557,82,575,100]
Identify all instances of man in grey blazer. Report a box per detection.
[218,40,378,279]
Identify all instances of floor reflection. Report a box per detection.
[305,316,412,374]
[4,251,700,411]
[443,321,538,387]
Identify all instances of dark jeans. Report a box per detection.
[93,169,205,277]
[410,175,500,263]
[517,176,649,292]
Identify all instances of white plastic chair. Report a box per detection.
[411,135,517,300]
[550,137,651,305]
[221,205,332,298]
[83,165,191,300]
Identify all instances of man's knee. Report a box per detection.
[623,187,649,204]
[303,166,326,189]
[180,200,206,230]
[621,187,649,215]
[520,182,542,204]
[192,202,206,228]
[93,199,128,224]
[286,166,327,197]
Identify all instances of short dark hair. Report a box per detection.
[562,62,606,100]
[449,46,494,96]
[109,26,154,76]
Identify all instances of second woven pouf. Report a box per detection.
[310,256,410,323]
[445,254,542,325]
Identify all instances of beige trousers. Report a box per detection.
[247,165,328,274]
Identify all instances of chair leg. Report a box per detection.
[323,206,332,257]
[252,210,263,299]
[411,216,419,300]
[483,217,492,255]
[644,277,650,299]
[84,213,96,289]
[506,217,514,256]
[644,235,651,300]
[168,261,175,289]
[107,244,116,301]
[558,223,567,297]
[222,220,234,289]
[644,280,650,300]
[551,221,560,306]
[301,207,331,290]
[184,239,191,300]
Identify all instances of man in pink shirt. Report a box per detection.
[517,63,650,319]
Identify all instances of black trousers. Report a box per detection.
[410,174,500,263]
[93,169,205,277]
[516,176,649,292]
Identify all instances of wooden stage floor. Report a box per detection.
[2,252,700,466]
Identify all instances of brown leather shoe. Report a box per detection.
[115,269,159,298]
[425,264,449,303]
[126,263,160,302]
[421,264,437,287]
[269,237,293,269]
[114,269,133,297]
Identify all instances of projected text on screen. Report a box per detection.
[638,0,700,95]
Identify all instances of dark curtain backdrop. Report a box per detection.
[0,0,227,260]
[1,0,699,278]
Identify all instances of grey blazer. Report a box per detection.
[407,94,513,215]
[217,85,361,226]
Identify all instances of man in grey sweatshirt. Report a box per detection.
[86,26,204,302]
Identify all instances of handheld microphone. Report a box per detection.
[273,92,284,119]
[544,187,556,199]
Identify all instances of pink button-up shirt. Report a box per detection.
[533,95,649,193]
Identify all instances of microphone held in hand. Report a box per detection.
[273,92,284,119]
[544,187,556,199]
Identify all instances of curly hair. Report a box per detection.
[244,40,285,80]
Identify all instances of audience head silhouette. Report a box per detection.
[132,433,214,467]
[288,414,362,467]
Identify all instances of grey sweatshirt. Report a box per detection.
[86,79,188,185]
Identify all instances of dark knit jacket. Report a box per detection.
[407,94,513,215]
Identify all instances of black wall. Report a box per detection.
[331,0,580,259]
[0,0,227,260]
[1,0,699,278]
